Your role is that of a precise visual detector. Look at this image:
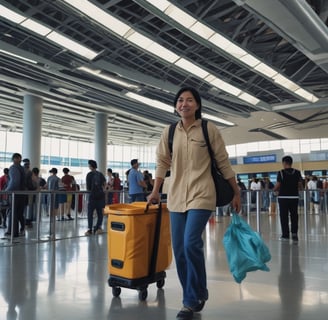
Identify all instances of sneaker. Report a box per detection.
[67,216,74,220]
[61,216,65,221]
[94,228,103,235]
[19,230,25,237]
[176,307,193,320]
[4,232,18,238]
[292,234,298,242]
[279,236,289,241]
[192,300,205,312]
[85,229,93,236]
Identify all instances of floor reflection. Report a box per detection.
[278,243,305,320]
[0,213,327,320]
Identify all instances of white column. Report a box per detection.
[22,94,42,169]
[95,112,108,175]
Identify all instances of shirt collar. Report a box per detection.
[177,118,202,129]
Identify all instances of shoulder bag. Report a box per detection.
[201,120,234,207]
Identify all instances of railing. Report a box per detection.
[216,189,328,235]
[0,189,126,246]
[1,188,327,246]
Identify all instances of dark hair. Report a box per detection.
[49,167,58,174]
[107,168,113,173]
[282,155,293,165]
[4,168,9,174]
[32,167,39,175]
[88,160,97,169]
[173,87,202,120]
[63,167,70,174]
[11,153,22,161]
[131,159,138,166]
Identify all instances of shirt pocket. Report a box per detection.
[190,138,207,158]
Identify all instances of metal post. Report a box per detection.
[49,192,56,240]
[256,190,261,233]
[246,190,251,224]
[303,190,308,240]
[35,191,41,241]
[74,191,78,228]
[9,192,15,245]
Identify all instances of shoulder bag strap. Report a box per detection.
[201,119,212,157]
[201,119,220,173]
[168,121,178,156]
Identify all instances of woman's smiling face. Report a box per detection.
[175,90,199,120]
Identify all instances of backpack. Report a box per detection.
[91,171,105,200]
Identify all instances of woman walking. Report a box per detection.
[147,87,240,320]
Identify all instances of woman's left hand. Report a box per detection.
[231,193,241,213]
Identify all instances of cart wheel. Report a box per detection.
[156,279,165,289]
[138,288,148,301]
[112,286,121,297]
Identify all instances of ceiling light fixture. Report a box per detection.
[21,19,51,36]
[47,31,98,60]
[0,49,37,64]
[202,114,234,126]
[144,0,319,103]
[62,0,260,105]
[0,4,25,23]
[174,58,209,79]
[164,4,196,28]
[78,66,139,89]
[124,31,179,63]
[0,4,99,60]
[125,92,175,113]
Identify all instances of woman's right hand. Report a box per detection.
[146,191,161,205]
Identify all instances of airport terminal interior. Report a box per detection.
[1,0,328,320]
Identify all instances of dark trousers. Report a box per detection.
[278,198,299,237]
[107,192,113,205]
[7,195,26,236]
[87,199,104,231]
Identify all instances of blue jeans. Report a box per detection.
[170,209,212,308]
[129,193,145,203]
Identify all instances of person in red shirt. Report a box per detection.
[61,168,76,220]
[112,172,122,204]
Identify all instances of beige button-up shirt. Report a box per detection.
[155,119,235,212]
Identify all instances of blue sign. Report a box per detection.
[243,154,276,164]
[230,158,237,165]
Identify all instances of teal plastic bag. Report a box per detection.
[222,213,271,283]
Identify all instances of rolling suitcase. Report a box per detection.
[107,202,172,300]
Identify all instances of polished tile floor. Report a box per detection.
[0,210,327,320]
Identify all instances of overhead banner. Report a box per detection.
[243,154,276,164]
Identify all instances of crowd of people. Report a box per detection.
[0,154,81,237]
[0,153,327,237]
[0,154,159,237]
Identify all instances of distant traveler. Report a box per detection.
[5,153,26,237]
[274,156,303,242]
[85,160,106,235]
[127,159,146,202]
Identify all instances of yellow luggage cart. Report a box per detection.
[106,202,172,300]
